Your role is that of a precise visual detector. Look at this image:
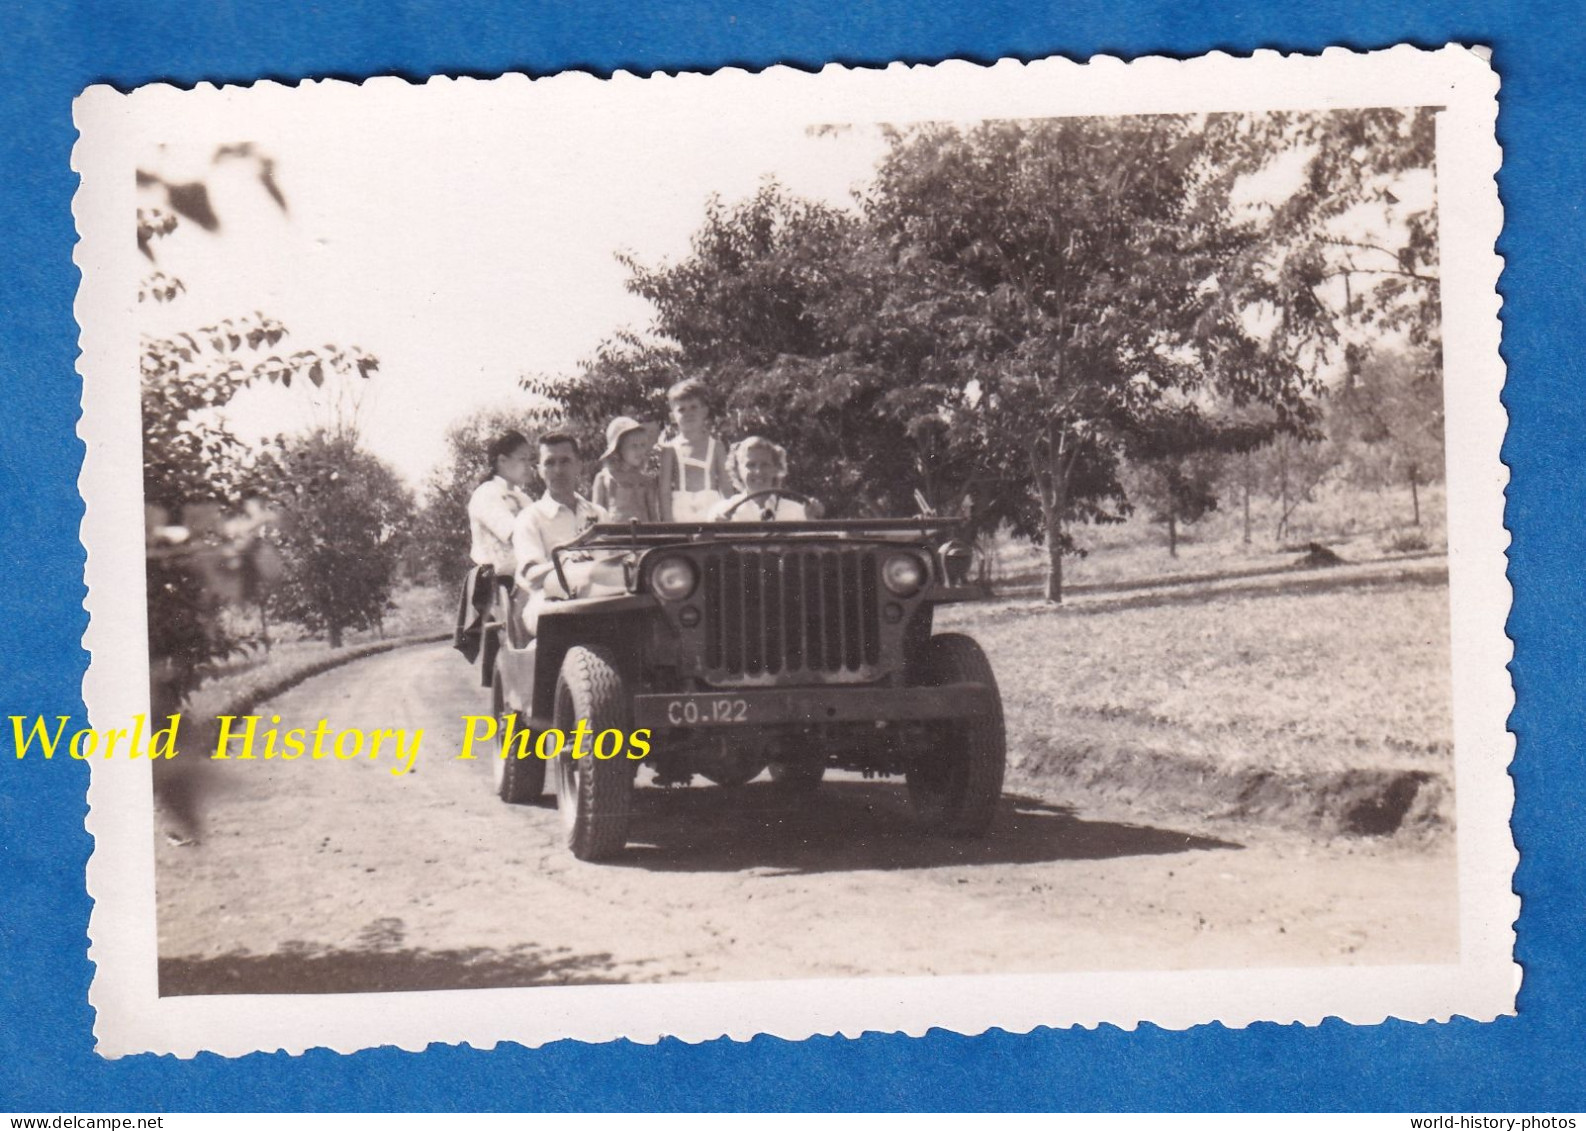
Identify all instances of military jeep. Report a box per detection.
[483,505,1005,861]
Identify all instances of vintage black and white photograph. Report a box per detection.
[75,49,1513,1056]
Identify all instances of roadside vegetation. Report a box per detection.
[195,585,452,701]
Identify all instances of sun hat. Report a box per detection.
[600,416,651,461]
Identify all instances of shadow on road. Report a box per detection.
[610,779,1240,874]
[159,939,625,996]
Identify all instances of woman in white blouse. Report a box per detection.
[466,430,535,574]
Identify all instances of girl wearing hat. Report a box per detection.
[591,415,662,522]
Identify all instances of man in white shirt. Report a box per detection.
[512,432,609,634]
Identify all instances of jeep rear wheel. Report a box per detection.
[492,670,544,804]
[552,646,634,861]
[906,633,1005,836]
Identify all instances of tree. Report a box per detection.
[858,116,1341,599]
[1249,430,1339,545]
[137,145,379,700]
[1132,461,1220,557]
[528,110,1437,601]
[141,315,378,513]
[523,184,953,517]
[1121,413,1242,557]
[137,153,379,514]
[1239,109,1441,358]
[1333,347,1445,525]
[261,431,415,648]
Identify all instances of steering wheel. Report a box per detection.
[717,488,816,521]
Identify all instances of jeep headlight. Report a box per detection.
[881,552,927,596]
[649,555,698,601]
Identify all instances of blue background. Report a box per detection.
[1,0,1579,1112]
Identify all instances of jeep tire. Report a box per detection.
[552,645,634,861]
[492,670,545,804]
[906,633,1005,836]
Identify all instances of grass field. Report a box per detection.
[937,573,1454,835]
[984,481,1447,592]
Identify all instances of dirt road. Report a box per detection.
[156,643,1457,994]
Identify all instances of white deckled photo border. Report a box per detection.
[74,45,1515,1057]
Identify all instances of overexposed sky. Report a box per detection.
[138,106,888,488]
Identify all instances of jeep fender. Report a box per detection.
[530,596,660,720]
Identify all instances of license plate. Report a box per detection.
[661,695,751,726]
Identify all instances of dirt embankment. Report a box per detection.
[1011,735,1448,840]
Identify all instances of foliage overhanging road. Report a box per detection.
[156,639,1456,994]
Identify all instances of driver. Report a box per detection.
[708,436,820,522]
[512,432,610,634]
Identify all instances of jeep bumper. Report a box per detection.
[632,683,997,729]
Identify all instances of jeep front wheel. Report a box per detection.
[552,645,634,861]
[906,633,1005,836]
[492,670,544,804]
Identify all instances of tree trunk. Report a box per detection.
[1409,467,1421,526]
[1276,437,1290,543]
[1043,505,1064,604]
[1242,451,1252,545]
[329,623,344,649]
[1168,511,1178,558]
[259,602,271,652]
[1043,450,1070,605]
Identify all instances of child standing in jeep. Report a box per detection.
[657,378,731,522]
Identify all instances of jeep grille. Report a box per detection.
[701,547,881,678]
